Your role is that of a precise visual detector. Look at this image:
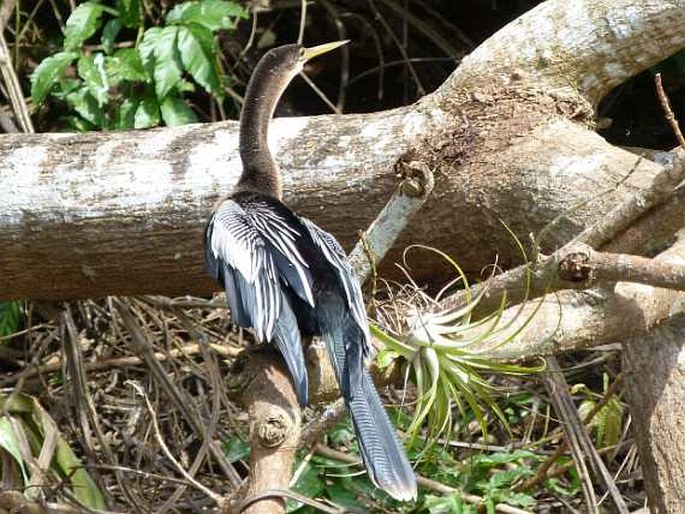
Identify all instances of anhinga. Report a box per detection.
[204,42,417,501]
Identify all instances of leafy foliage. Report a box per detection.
[0,301,22,338]
[575,373,625,448]
[31,0,247,130]
[0,393,106,508]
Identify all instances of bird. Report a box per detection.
[204,42,417,501]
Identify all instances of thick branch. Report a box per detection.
[445,0,685,106]
[2,0,685,303]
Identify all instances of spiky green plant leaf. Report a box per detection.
[373,240,545,449]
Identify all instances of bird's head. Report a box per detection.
[259,41,349,84]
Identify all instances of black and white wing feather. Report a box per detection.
[298,216,371,357]
[204,197,317,405]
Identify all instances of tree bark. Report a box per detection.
[3,0,685,300]
[5,2,685,509]
[225,350,300,514]
[623,316,685,513]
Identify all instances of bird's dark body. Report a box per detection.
[205,191,367,403]
[204,42,417,500]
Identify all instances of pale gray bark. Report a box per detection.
[4,0,685,510]
[3,0,685,300]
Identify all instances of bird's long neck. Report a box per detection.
[238,55,294,200]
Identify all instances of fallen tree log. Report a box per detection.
[3,0,685,300]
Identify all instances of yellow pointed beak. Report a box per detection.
[301,40,349,62]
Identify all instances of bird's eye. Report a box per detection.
[298,47,306,59]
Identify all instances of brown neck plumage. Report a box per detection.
[237,50,298,200]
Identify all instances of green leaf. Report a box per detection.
[66,87,103,127]
[423,493,470,514]
[30,51,78,105]
[134,94,161,128]
[117,0,141,28]
[106,48,147,83]
[328,419,355,447]
[166,0,247,31]
[223,436,250,463]
[324,482,365,511]
[115,98,139,129]
[160,95,197,126]
[63,2,105,50]
[0,394,106,509]
[77,53,109,106]
[101,18,122,54]
[176,25,222,98]
[139,26,183,99]
[376,348,399,369]
[0,416,28,482]
[288,462,325,512]
[60,114,96,132]
[0,301,21,338]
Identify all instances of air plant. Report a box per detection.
[372,242,547,450]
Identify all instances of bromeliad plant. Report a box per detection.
[30,0,247,130]
[373,245,546,449]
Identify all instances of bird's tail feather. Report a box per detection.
[321,313,417,501]
[348,368,417,501]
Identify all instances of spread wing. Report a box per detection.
[204,198,316,405]
[298,216,370,358]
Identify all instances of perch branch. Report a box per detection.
[232,169,434,512]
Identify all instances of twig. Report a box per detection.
[128,381,223,503]
[0,341,239,386]
[0,27,33,132]
[314,445,533,514]
[301,399,346,448]
[542,358,628,514]
[557,243,685,291]
[655,73,685,149]
[61,305,144,509]
[349,161,434,284]
[517,374,624,491]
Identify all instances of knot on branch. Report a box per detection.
[256,410,291,448]
[397,160,435,198]
[558,251,591,283]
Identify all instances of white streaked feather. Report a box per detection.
[209,199,315,341]
[299,217,371,355]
